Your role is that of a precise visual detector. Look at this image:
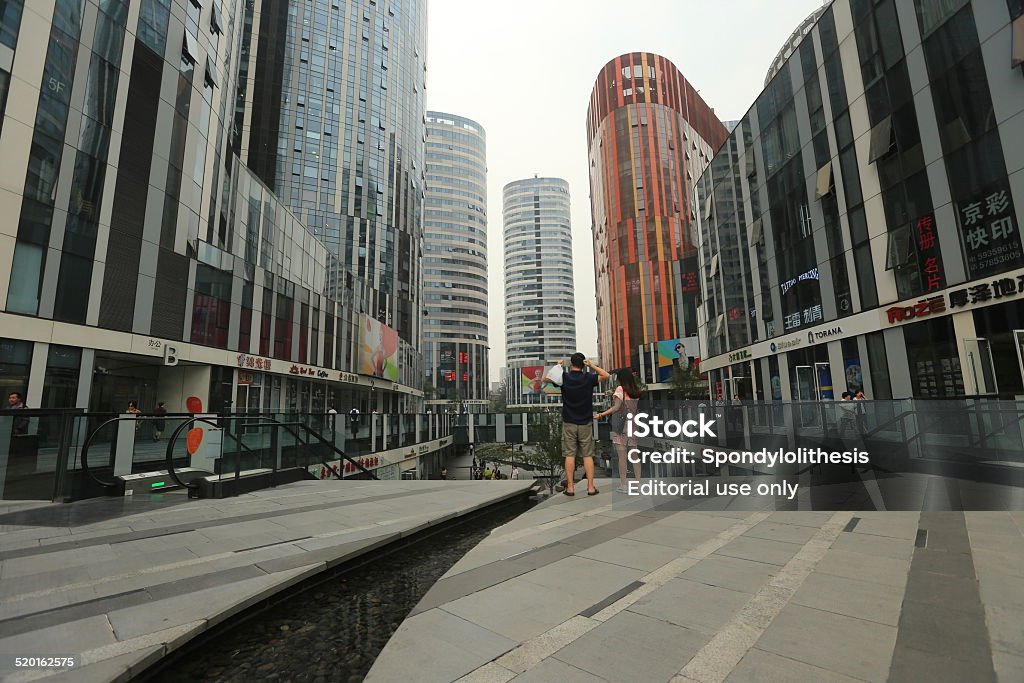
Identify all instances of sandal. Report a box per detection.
[587,489,599,496]
[563,490,575,497]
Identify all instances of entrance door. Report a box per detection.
[814,362,834,399]
[795,365,819,427]
[964,338,998,396]
[1014,331,1024,397]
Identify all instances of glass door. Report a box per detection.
[795,365,818,427]
[814,362,834,399]
[964,338,997,396]
[1014,331,1024,398]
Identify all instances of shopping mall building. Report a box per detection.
[696,0,1024,401]
[0,0,427,416]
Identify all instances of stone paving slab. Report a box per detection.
[0,480,533,681]
[371,484,1023,683]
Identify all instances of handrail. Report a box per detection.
[163,416,376,492]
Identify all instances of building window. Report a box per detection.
[41,345,81,409]
[0,0,23,49]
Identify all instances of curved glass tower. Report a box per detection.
[423,112,489,404]
[503,177,576,367]
[240,0,427,386]
[587,52,728,370]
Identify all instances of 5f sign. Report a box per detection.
[48,78,66,96]
[163,344,179,366]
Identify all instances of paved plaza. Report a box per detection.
[0,480,532,682]
[369,480,1024,683]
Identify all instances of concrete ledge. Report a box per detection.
[0,480,534,681]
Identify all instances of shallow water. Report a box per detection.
[149,496,534,682]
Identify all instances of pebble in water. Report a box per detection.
[152,499,533,682]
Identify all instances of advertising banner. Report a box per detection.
[359,315,399,381]
[656,337,699,382]
[521,366,545,395]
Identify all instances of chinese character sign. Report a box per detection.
[915,214,944,292]
[958,184,1022,279]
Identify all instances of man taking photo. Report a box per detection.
[545,353,610,496]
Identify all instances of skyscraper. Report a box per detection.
[423,112,489,405]
[0,0,430,438]
[238,0,427,386]
[587,52,728,371]
[503,177,576,368]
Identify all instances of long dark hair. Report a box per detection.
[616,369,641,399]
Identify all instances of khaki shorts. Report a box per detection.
[562,422,595,459]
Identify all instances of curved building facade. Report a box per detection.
[239,0,427,385]
[0,0,428,437]
[587,52,728,371]
[503,177,576,367]
[423,112,489,405]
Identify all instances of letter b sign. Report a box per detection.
[163,344,179,366]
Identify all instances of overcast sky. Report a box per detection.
[425,0,828,383]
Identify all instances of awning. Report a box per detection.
[709,253,719,278]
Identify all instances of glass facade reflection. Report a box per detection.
[698,0,1024,401]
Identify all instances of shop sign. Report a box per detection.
[958,186,1022,279]
[770,337,802,353]
[238,371,255,385]
[885,274,1024,325]
[782,304,823,331]
[885,296,946,324]
[289,364,328,378]
[808,326,843,343]
[948,274,1024,311]
[728,350,752,362]
[339,372,359,384]
[780,267,819,296]
[915,214,944,292]
[237,354,272,371]
[343,456,379,474]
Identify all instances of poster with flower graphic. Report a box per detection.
[359,314,399,381]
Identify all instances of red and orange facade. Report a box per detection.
[587,52,728,371]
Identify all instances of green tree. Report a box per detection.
[669,365,710,400]
[489,378,509,412]
[515,412,565,492]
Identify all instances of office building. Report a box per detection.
[696,0,1024,401]
[587,52,729,372]
[503,176,576,366]
[423,111,489,406]
[502,176,575,405]
[0,0,427,418]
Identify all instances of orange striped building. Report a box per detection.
[587,53,728,371]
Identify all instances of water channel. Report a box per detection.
[147,495,536,682]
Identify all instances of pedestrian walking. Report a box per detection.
[594,369,642,493]
[511,466,520,480]
[349,407,360,437]
[544,353,610,496]
[152,401,167,441]
[7,391,29,436]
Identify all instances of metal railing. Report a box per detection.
[0,410,454,502]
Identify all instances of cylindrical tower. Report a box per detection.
[587,52,728,371]
[503,177,576,367]
[423,112,489,405]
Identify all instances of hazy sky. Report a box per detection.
[425,0,828,382]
